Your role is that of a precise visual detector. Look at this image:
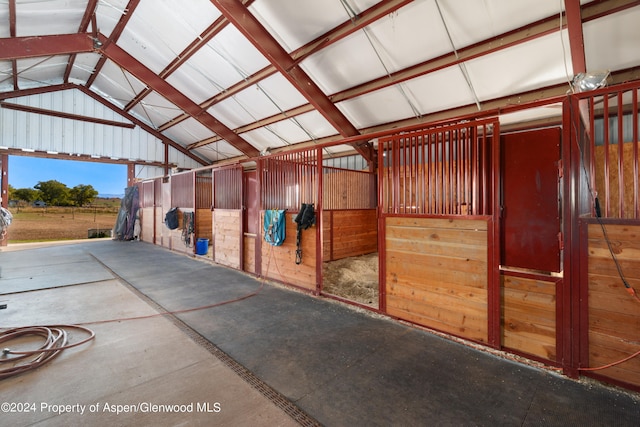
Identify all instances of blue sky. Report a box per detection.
[8,156,127,197]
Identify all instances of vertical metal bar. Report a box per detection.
[393,137,400,214]
[471,126,477,215]
[634,88,639,219]
[617,91,624,218]
[316,147,323,296]
[603,94,610,217]
[481,125,488,215]
[415,135,420,213]
[589,97,596,216]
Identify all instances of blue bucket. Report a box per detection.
[195,238,209,255]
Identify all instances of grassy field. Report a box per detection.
[5,204,120,243]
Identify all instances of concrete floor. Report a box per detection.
[1,240,639,426]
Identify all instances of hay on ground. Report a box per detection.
[323,252,378,307]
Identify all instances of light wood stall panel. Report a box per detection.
[587,223,640,387]
[196,208,212,242]
[385,217,489,342]
[214,209,241,269]
[155,207,165,247]
[594,141,640,219]
[501,275,556,360]
[141,207,154,243]
[322,209,377,261]
[261,211,316,292]
[244,234,256,274]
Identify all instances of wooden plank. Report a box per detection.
[388,279,487,309]
[387,295,487,342]
[386,216,488,231]
[261,211,316,290]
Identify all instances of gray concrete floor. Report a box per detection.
[0,241,300,427]
[1,240,639,426]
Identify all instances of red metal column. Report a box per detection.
[488,122,501,348]
[315,147,323,296]
[1,154,7,247]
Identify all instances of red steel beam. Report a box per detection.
[124,0,256,112]
[210,0,360,141]
[9,0,17,90]
[0,101,136,129]
[0,33,94,60]
[0,83,77,100]
[98,36,259,158]
[75,84,209,165]
[64,0,99,83]
[564,0,587,76]
[158,0,413,133]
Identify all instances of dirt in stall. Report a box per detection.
[322,252,379,307]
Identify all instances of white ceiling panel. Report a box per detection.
[242,127,291,152]
[364,0,452,72]
[90,60,146,108]
[301,31,388,95]
[464,31,573,102]
[404,66,478,115]
[583,7,640,73]
[249,0,353,52]
[437,0,565,49]
[162,117,215,146]
[0,60,14,91]
[257,73,309,112]
[16,56,67,89]
[208,96,256,130]
[130,91,182,128]
[96,0,129,39]
[194,140,243,161]
[292,110,340,140]
[15,0,87,37]
[337,85,418,129]
[208,25,271,79]
[68,53,102,85]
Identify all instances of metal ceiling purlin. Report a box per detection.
[0,101,136,129]
[64,0,99,83]
[85,0,141,89]
[98,35,260,158]
[210,0,374,161]
[159,0,414,136]
[564,0,587,76]
[9,0,17,90]
[124,0,256,113]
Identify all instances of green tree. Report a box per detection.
[69,184,99,207]
[35,180,70,206]
[13,187,41,203]
[7,184,15,201]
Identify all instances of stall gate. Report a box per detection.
[379,118,498,345]
[570,81,640,391]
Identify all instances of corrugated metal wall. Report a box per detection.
[0,90,201,170]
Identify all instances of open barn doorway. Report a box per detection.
[320,154,378,308]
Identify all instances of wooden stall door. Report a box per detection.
[500,128,562,362]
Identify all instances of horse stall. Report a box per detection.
[570,81,640,391]
[258,150,320,293]
[162,171,195,254]
[211,165,243,269]
[378,119,498,345]
[321,164,378,307]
